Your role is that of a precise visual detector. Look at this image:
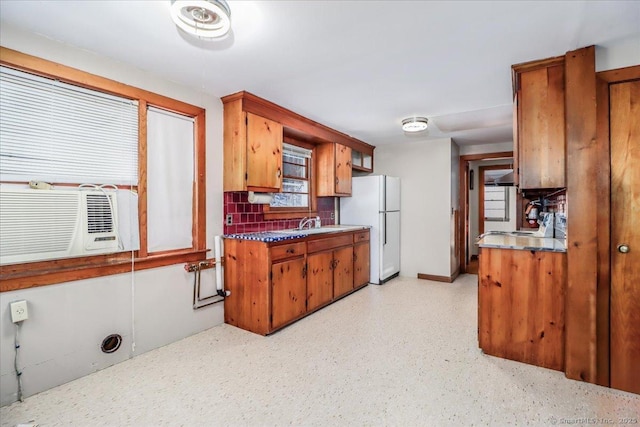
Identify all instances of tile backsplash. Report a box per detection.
[223,192,336,234]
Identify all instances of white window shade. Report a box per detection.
[283,143,312,159]
[0,66,138,185]
[146,107,194,252]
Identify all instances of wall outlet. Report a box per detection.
[330,212,335,220]
[10,300,29,323]
[225,214,233,226]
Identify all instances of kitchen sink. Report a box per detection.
[279,226,364,235]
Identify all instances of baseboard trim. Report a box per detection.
[417,270,459,283]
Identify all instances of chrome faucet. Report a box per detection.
[298,217,315,230]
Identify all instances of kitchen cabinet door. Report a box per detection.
[353,241,370,288]
[307,251,333,312]
[246,112,283,192]
[335,143,352,195]
[271,257,306,330]
[333,246,354,298]
[317,142,352,196]
[516,63,565,189]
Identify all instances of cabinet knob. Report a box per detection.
[276,168,282,178]
[617,244,630,254]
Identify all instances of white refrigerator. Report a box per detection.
[340,175,400,284]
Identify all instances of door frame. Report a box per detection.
[478,164,514,236]
[457,151,513,273]
[594,65,640,387]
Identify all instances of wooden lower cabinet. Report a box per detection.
[354,239,370,288]
[224,229,370,335]
[332,246,354,298]
[478,247,566,371]
[307,251,334,312]
[271,257,306,329]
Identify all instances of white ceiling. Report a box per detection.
[1,1,639,147]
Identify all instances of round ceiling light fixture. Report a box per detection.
[402,117,429,132]
[170,0,231,39]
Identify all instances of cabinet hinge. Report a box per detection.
[245,172,248,181]
[269,271,273,281]
[245,116,248,126]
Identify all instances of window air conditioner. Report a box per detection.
[0,188,120,265]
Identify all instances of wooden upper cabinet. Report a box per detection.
[246,113,283,191]
[222,91,374,194]
[223,98,283,192]
[317,142,352,196]
[513,57,566,189]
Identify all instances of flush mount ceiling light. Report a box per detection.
[170,0,231,39]
[402,117,429,132]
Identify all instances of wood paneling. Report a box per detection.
[478,248,566,371]
[270,242,306,262]
[223,230,369,335]
[221,91,374,156]
[333,246,354,298]
[564,45,598,383]
[517,63,566,189]
[271,257,306,330]
[222,98,246,191]
[307,251,334,312]
[307,234,353,253]
[353,241,370,287]
[246,112,283,191]
[609,79,640,394]
[316,142,352,196]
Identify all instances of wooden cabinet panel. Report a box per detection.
[335,143,352,194]
[270,242,305,262]
[307,251,333,311]
[246,112,283,191]
[307,234,353,253]
[354,241,370,287]
[223,239,271,335]
[317,142,352,196]
[478,248,566,371]
[516,63,566,189]
[222,99,283,192]
[271,257,306,330]
[333,246,354,298]
[225,230,368,335]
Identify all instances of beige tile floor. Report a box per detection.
[1,275,638,426]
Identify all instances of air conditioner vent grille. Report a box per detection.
[0,191,79,256]
[85,193,114,234]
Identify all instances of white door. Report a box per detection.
[381,210,400,282]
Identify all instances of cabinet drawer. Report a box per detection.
[354,231,369,242]
[270,242,306,261]
[307,234,353,253]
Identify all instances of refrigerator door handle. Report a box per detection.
[384,212,387,245]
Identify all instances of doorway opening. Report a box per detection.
[457,151,513,274]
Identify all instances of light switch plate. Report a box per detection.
[10,300,28,323]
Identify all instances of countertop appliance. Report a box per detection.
[340,175,400,284]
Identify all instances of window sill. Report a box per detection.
[0,249,208,292]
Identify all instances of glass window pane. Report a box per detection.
[283,162,306,178]
[282,178,308,194]
[283,153,306,166]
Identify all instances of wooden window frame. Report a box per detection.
[263,138,318,220]
[0,47,207,292]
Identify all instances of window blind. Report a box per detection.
[146,106,194,252]
[0,66,139,185]
[283,143,312,159]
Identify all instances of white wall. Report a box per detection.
[595,33,640,72]
[0,25,225,406]
[374,138,456,278]
[459,142,513,156]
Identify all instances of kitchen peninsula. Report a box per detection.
[477,233,567,371]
